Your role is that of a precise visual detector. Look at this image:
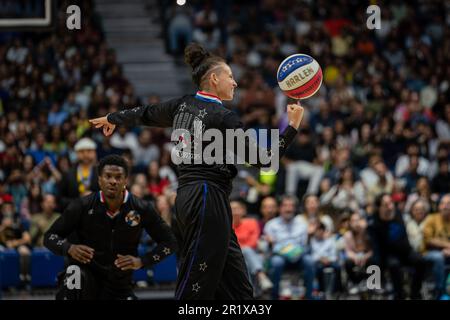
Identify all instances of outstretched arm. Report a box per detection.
[89,98,180,136]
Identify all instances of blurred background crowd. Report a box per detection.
[0,0,449,299]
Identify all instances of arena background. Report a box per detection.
[0,0,449,300]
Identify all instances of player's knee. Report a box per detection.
[270,255,285,269]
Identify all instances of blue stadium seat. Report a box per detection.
[31,248,64,287]
[153,254,177,283]
[0,249,20,288]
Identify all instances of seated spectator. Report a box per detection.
[404,177,435,215]
[405,199,429,253]
[400,155,424,194]
[435,104,450,142]
[6,169,28,211]
[155,194,173,226]
[0,201,31,284]
[431,159,450,196]
[20,183,42,223]
[147,160,170,197]
[29,194,60,247]
[422,194,450,299]
[368,193,426,299]
[26,132,57,165]
[263,195,315,299]
[299,194,334,233]
[133,129,160,168]
[284,129,324,196]
[395,143,431,178]
[231,200,273,293]
[343,211,374,293]
[365,158,395,203]
[110,126,139,152]
[320,166,366,211]
[310,222,342,296]
[258,196,278,234]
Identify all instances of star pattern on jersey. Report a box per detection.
[49,234,57,241]
[192,282,201,293]
[179,102,187,112]
[199,262,208,272]
[57,239,66,246]
[279,139,286,148]
[163,247,171,255]
[153,254,160,261]
[198,109,207,118]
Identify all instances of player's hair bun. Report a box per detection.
[184,43,211,70]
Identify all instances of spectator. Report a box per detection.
[310,222,342,296]
[431,159,450,196]
[0,201,31,284]
[58,137,99,210]
[299,194,334,234]
[405,199,429,253]
[147,161,169,197]
[231,200,273,293]
[26,132,57,166]
[422,194,450,299]
[258,196,278,233]
[155,194,173,226]
[365,158,395,203]
[284,129,324,196]
[29,194,60,247]
[263,195,315,300]
[404,177,435,215]
[19,182,42,223]
[343,211,374,294]
[400,155,424,194]
[395,143,431,178]
[435,104,450,142]
[133,129,160,168]
[320,166,366,211]
[368,194,426,299]
[110,126,139,152]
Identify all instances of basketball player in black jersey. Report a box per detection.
[90,43,305,300]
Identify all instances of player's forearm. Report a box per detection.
[43,232,72,256]
[107,106,147,126]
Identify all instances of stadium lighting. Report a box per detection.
[177,0,186,6]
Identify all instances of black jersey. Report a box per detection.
[107,93,297,193]
[44,191,177,286]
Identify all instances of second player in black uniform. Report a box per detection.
[44,155,177,299]
[90,43,305,299]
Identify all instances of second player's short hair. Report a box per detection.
[97,155,129,177]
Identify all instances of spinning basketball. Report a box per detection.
[277,54,323,99]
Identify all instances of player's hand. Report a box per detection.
[115,254,143,271]
[287,102,304,129]
[68,244,95,264]
[89,116,116,136]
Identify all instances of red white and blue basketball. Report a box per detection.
[277,54,323,100]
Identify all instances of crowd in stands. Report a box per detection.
[1,0,449,299]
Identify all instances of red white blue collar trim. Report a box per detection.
[99,190,129,218]
[99,190,129,204]
[195,91,222,105]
